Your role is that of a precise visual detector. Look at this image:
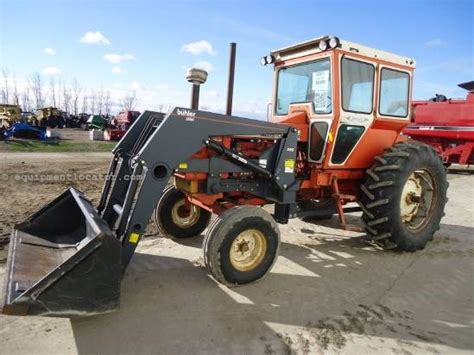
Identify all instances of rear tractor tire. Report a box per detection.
[360,141,448,251]
[154,186,211,239]
[203,206,280,287]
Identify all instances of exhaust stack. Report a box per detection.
[226,42,237,115]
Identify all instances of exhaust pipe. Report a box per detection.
[186,42,236,113]
[226,42,237,115]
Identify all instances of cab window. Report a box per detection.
[309,122,329,161]
[276,58,332,115]
[379,68,410,117]
[341,57,374,114]
[331,125,365,164]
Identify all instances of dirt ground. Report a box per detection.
[0,152,473,354]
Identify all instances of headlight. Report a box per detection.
[318,40,328,51]
[261,55,275,66]
[328,37,340,49]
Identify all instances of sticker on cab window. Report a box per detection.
[312,70,330,111]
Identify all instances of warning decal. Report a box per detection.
[129,232,140,244]
[284,159,295,173]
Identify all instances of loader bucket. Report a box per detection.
[1,188,123,317]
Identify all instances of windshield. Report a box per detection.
[276,58,332,116]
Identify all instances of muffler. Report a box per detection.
[1,188,123,317]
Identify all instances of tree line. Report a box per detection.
[0,68,137,115]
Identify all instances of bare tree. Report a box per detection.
[57,79,62,110]
[81,93,88,114]
[62,82,71,113]
[29,72,43,109]
[1,68,10,104]
[121,91,137,111]
[104,90,112,116]
[49,78,57,108]
[97,87,105,115]
[12,74,20,106]
[71,78,81,116]
[22,87,32,112]
[89,89,97,114]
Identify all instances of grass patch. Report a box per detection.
[0,139,116,152]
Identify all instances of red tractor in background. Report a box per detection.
[404,81,474,166]
[104,110,142,141]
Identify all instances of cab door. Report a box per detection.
[328,55,376,167]
[306,58,335,163]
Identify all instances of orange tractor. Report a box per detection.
[2,36,447,317]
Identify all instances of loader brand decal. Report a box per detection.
[176,108,196,121]
[129,232,140,244]
[284,159,295,173]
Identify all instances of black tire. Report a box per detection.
[299,198,337,221]
[203,206,280,287]
[154,186,211,239]
[359,141,448,251]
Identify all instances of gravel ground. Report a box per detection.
[0,153,472,354]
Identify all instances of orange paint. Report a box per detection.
[173,39,415,214]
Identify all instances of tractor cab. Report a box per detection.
[263,36,416,169]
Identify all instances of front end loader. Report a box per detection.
[1,36,448,318]
[2,108,299,316]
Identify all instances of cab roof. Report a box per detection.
[270,35,416,68]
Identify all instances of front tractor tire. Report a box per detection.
[360,141,448,251]
[203,206,280,287]
[154,186,211,239]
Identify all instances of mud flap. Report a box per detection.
[1,188,123,317]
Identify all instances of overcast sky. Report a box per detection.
[0,0,472,118]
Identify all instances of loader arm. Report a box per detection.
[99,107,298,267]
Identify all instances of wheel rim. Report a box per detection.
[171,199,201,228]
[230,229,267,272]
[400,169,436,231]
